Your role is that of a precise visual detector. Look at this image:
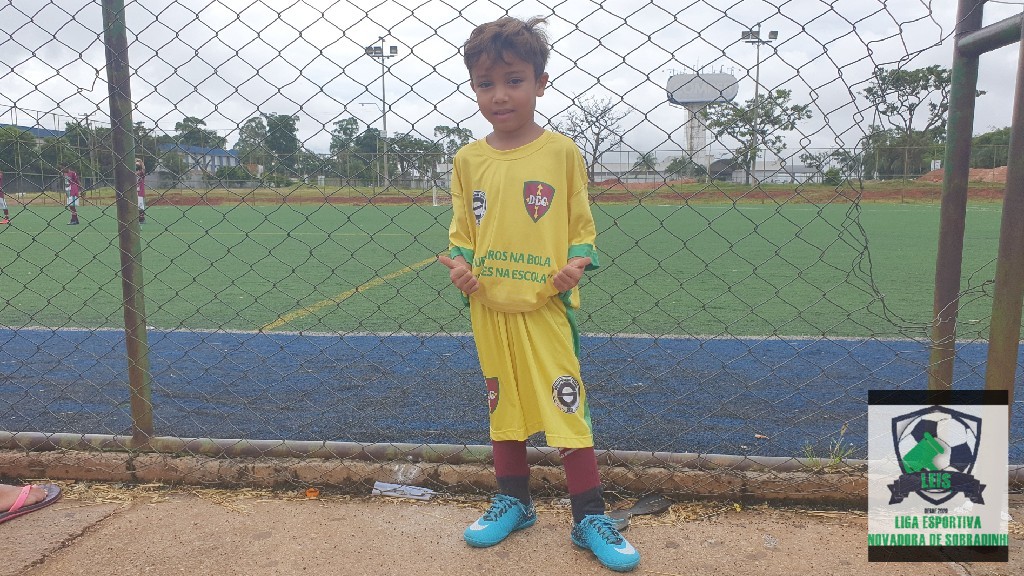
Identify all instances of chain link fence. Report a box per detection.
[1,0,1021,500]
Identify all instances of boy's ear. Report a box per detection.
[536,72,549,95]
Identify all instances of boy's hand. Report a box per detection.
[552,257,591,292]
[438,254,479,294]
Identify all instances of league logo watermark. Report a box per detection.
[867,390,1008,563]
[888,406,985,506]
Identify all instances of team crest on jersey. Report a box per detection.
[472,190,487,225]
[486,377,499,413]
[552,375,580,413]
[523,181,555,222]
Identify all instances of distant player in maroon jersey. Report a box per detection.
[63,166,80,225]
[136,158,146,224]
[0,170,9,224]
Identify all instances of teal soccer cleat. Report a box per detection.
[571,514,641,572]
[464,494,537,547]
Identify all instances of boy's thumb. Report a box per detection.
[437,254,456,269]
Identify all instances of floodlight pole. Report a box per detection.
[365,37,398,189]
[742,25,778,185]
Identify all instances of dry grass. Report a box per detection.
[32,479,1021,538]
[39,480,351,514]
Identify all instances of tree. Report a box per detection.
[262,113,300,172]
[174,116,226,149]
[329,117,368,182]
[133,122,158,173]
[970,127,1009,169]
[798,150,831,176]
[433,125,474,159]
[330,118,360,156]
[38,137,76,175]
[632,151,658,172]
[60,120,103,178]
[829,149,862,180]
[295,150,328,181]
[157,151,189,183]
[860,65,980,179]
[234,116,271,167]
[664,155,706,179]
[701,89,812,184]
[862,65,953,142]
[211,163,249,181]
[799,149,864,183]
[62,121,93,165]
[390,132,443,181]
[0,126,39,173]
[551,95,627,182]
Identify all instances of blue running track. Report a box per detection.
[1,328,1020,462]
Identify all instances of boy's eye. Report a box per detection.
[477,81,493,89]
[508,78,523,85]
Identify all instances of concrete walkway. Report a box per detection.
[2,485,1021,576]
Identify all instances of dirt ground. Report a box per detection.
[917,167,1008,184]
[3,483,1021,576]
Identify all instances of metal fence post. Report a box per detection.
[101,0,153,441]
[984,16,1024,413]
[929,0,984,390]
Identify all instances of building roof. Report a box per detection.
[158,143,238,157]
[0,123,66,139]
[750,163,817,174]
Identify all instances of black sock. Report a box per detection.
[497,476,531,508]
[569,486,605,524]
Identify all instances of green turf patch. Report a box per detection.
[0,201,1002,338]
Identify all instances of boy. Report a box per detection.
[135,158,146,224]
[438,16,640,572]
[63,166,80,225]
[0,170,9,224]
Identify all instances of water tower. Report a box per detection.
[666,72,739,175]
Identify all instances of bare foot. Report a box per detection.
[0,484,47,512]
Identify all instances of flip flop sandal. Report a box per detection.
[607,494,674,530]
[0,484,63,524]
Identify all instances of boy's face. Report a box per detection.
[469,53,548,141]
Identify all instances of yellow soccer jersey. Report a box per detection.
[448,130,599,313]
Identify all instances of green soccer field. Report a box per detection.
[0,201,1003,338]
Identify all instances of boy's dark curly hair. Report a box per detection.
[463,16,549,79]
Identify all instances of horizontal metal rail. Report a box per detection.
[10,432,1023,482]
[1,431,866,473]
[957,13,1024,56]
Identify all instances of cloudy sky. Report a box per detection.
[1,0,1020,162]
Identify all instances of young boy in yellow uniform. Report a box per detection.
[438,15,640,572]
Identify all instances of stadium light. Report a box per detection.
[741,24,780,185]
[364,36,399,189]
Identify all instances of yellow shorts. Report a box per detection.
[470,296,594,448]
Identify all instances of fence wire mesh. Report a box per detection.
[0,0,1021,497]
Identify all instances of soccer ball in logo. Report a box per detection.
[896,409,978,474]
